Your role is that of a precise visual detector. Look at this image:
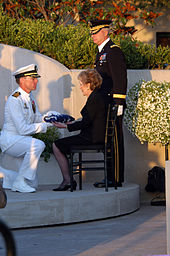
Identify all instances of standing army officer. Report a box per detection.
[90,20,127,187]
[0,64,49,193]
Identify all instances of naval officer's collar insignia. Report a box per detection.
[12,91,21,98]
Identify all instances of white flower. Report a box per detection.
[124,80,170,145]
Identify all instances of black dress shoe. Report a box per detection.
[53,184,71,191]
[93,180,122,188]
[93,180,113,188]
[53,180,77,191]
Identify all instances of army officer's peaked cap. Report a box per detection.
[89,20,112,35]
[13,64,41,78]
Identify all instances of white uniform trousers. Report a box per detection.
[5,136,45,181]
[0,166,17,189]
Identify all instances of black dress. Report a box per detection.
[54,88,106,155]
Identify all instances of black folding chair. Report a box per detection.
[69,104,118,192]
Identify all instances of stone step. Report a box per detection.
[0,183,139,229]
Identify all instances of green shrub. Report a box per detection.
[47,24,97,69]
[112,36,148,69]
[138,43,170,69]
[112,35,170,69]
[0,10,169,69]
[0,11,19,45]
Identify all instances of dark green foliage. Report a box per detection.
[0,10,169,69]
[137,43,170,69]
[112,36,148,69]
[45,24,97,69]
[112,35,170,69]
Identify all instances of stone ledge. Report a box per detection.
[0,183,140,229]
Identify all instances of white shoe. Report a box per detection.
[0,168,17,189]
[25,175,38,189]
[12,178,36,193]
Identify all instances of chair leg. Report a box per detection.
[111,143,117,190]
[104,150,108,192]
[79,153,82,190]
[70,152,74,192]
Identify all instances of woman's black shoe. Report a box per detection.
[53,180,77,191]
[53,184,71,191]
[70,180,77,191]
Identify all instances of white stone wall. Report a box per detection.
[0,44,169,202]
[0,44,69,128]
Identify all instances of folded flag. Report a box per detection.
[44,112,75,123]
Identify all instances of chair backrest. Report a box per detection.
[105,104,118,149]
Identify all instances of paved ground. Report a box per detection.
[0,204,167,256]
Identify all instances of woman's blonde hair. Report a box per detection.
[78,69,102,91]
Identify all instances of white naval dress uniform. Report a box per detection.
[0,86,48,189]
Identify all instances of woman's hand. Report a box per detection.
[65,121,74,125]
[52,122,67,128]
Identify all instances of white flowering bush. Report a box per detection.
[124,80,170,145]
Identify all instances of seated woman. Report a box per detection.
[52,69,107,191]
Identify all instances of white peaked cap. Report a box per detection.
[13,64,41,78]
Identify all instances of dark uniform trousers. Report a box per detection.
[107,113,124,184]
[94,39,127,184]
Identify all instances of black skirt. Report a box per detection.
[54,135,91,155]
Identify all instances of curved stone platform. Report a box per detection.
[0,183,140,229]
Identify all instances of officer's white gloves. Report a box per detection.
[117,105,123,116]
[46,122,53,127]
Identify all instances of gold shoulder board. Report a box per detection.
[110,45,120,48]
[12,92,21,98]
